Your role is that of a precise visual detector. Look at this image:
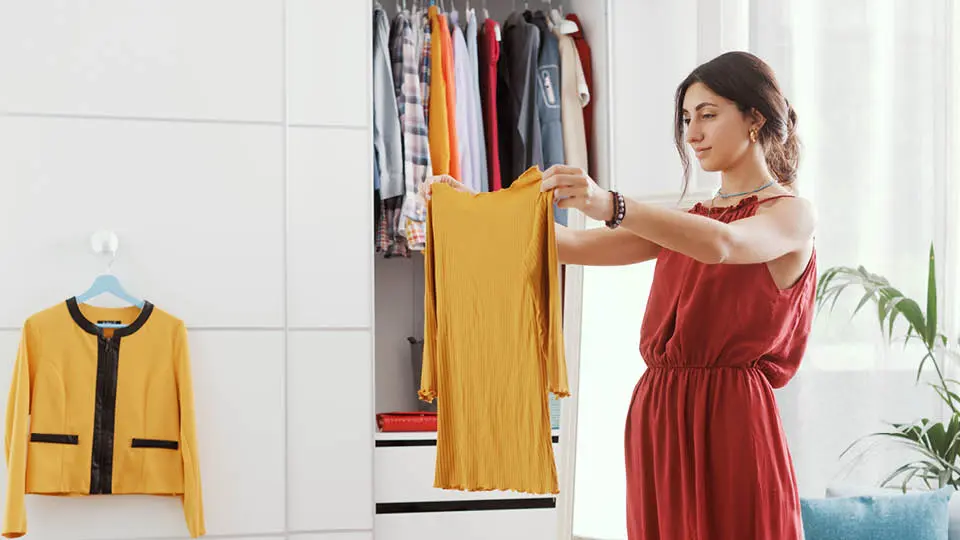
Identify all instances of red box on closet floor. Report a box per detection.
[376,411,438,432]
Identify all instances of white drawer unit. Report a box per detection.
[374,431,561,540]
[375,508,557,540]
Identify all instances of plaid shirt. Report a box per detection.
[376,13,415,258]
[403,11,432,251]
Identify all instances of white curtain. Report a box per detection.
[758,0,958,499]
[571,1,960,538]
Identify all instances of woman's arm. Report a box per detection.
[541,166,816,265]
[556,224,661,266]
[614,195,815,264]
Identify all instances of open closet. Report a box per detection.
[369,0,607,538]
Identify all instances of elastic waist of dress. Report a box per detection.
[646,364,758,371]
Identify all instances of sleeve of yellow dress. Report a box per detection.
[419,198,439,403]
[3,323,32,539]
[174,322,205,538]
[543,193,570,398]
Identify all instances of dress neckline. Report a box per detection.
[692,194,795,215]
[692,194,760,215]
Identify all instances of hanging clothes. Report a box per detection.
[450,10,481,193]
[3,300,205,538]
[478,16,502,191]
[405,8,434,252]
[420,167,569,495]
[565,12,597,184]
[465,8,489,192]
[526,10,566,224]
[419,9,432,137]
[411,6,425,70]
[551,9,589,174]
[374,5,406,256]
[527,10,564,169]
[497,11,542,187]
[392,10,431,255]
[427,6,460,180]
[373,144,382,245]
[373,5,404,201]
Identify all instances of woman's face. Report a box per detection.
[681,82,759,172]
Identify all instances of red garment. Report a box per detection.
[627,195,816,540]
[478,18,502,191]
[565,13,594,178]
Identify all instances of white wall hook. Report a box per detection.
[90,230,119,272]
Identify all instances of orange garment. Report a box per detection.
[427,7,461,180]
[427,6,449,177]
[419,167,568,494]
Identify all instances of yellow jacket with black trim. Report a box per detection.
[3,298,204,538]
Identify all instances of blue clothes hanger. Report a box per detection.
[75,231,145,327]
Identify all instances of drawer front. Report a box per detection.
[375,508,557,540]
[374,441,561,503]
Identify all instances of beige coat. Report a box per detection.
[551,11,590,175]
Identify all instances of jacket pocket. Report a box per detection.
[131,438,179,450]
[30,433,78,444]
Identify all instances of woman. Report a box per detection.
[421,51,816,540]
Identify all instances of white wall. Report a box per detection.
[0,2,374,539]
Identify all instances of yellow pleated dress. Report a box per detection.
[419,166,569,495]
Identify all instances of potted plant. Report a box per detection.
[815,242,960,492]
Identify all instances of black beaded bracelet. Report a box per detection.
[605,190,626,229]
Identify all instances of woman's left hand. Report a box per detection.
[540,165,614,222]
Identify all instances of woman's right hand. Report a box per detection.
[419,174,475,200]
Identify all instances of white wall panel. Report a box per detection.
[610,0,704,201]
[0,115,284,328]
[191,330,288,536]
[287,127,372,329]
[287,0,369,127]
[287,330,373,532]
[0,0,283,122]
[293,532,373,540]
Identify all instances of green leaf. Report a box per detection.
[877,295,891,337]
[927,243,938,347]
[945,415,960,463]
[927,383,960,412]
[930,385,960,412]
[918,352,935,384]
[853,289,877,318]
[889,296,928,345]
[880,461,941,492]
[926,421,947,450]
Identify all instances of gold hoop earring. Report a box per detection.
[749,129,758,143]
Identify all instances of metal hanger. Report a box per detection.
[550,4,576,33]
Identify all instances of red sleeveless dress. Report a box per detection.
[625,194,816,540]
